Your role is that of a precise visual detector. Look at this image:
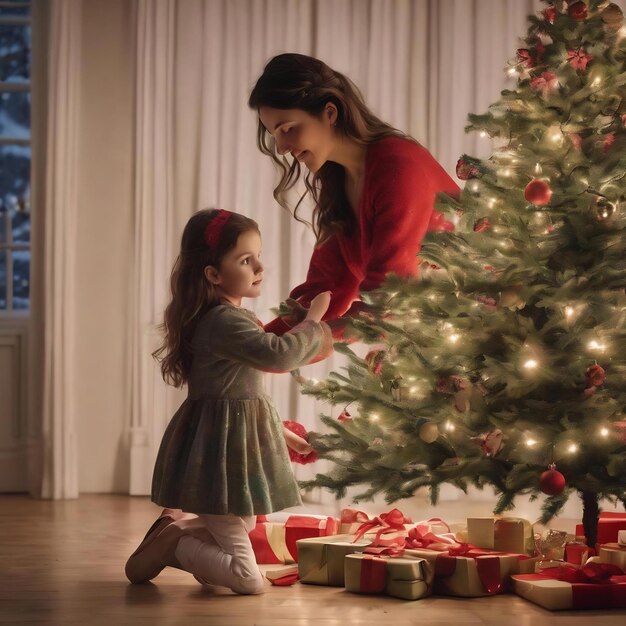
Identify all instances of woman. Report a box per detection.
[248,53,459,337]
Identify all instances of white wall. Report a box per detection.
[74,0,134,492]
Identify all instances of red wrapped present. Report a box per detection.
[512,562,626,610]
[575,512,626,546]
[564,542,596,566]
[249,514,339,564]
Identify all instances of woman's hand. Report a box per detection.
[306,291,332,322]
[283,426,314,455]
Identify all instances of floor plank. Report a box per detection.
[0,495,624,625]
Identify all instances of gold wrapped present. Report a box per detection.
[599,543,626,570]
[467,517,534,555]
[512,563,626,610]
[405,546,532,597]
[344,553,433,600]
[297,534,371,586]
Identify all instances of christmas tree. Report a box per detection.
[299,0,626,547]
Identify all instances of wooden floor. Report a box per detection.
[1,495,624,626]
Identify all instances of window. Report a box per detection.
[0,1,31,312]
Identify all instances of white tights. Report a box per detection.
[173,514,265,595]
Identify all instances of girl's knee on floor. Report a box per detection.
[231,571,266,595]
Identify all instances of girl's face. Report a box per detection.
[205,230,263,306]
[258,106,337,173]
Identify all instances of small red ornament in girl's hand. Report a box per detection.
[282,420,319,465]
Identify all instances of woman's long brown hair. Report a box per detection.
[249,53,409,243]
[152,209,260,387]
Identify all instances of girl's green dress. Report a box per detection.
[151,304,332,516]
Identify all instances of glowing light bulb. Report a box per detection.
[564,306,574,318]
[524,359,538,370]
[370,413,380,421]
[488,198,496,208]
[507,67,518,77]
[525,438,536,447]
[600,427,609,437]
[480,131,488,138]
[449,334,460,344]
[588,340,605,351]
[470,182,480,192]
[410,386,419,394]
[591,76,601,87]
[568,443,578,454]
[445,421,456,432]
[501,168,512,177]
[534,163,542,175]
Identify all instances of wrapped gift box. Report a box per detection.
[297,534,372,586]
[249,514,339,564]
[404,546,535,597]
[575,512,626,546]
[512,563,626,610]
[599,544,626,570]
[467,517,534,555]
[564,543,596,566]
[344,553,434,600]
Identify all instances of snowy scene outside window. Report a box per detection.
[0,1,31,312]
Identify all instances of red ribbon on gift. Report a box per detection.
[405,518,459,551]
[515,563,626,609]
[359,554,387,593]
[341,508,372,525]
[352,508,412,543]
[434,545,505,595]
[363,535,406,558]
[539,562,624,584]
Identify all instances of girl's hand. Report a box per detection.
[280,297,307,327]
[283,426,314,455]
[306,291,332,322]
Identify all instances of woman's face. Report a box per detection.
[258,106,337,173]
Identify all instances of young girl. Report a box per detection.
[125,208,332,594]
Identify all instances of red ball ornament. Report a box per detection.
[568,1,588,21]
[524,179,553,206]
[540,463,566,495]
[337,410,353,423]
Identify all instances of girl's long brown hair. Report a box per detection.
[152,209,260,387]
[249,53,409,243]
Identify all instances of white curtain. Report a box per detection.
[32,0,82,499]
[129,0,551,498]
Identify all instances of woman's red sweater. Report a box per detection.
[264,137,460,337]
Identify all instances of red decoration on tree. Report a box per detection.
[586,364,606,387]
[473,217,492,232]
[337,410,353,423]
[282,420,318,465]
[568,1,588,21]
[603,133,616,153]
[540,463,566,495]
[567,47,592,70]
[543,6,557,24]
[530,71,558,96]
[365,349,386,376]
[524,179,553,206]
[455,157,480,180]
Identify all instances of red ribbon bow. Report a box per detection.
[541,562,625,585]
[352,508,412,543]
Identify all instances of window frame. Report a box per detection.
[0,3,32,315]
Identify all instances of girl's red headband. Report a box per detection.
[204,209,232,249]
